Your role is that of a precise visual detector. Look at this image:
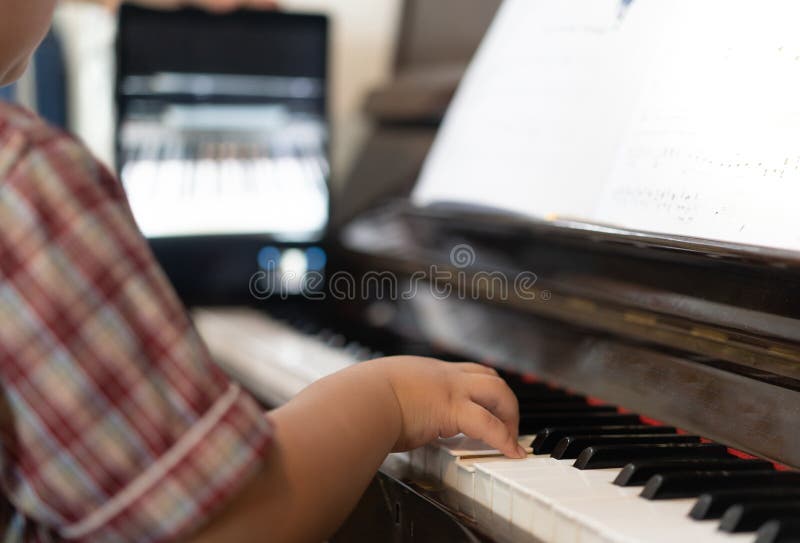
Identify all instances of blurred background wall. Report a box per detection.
[283,0,403,185]
[50,0,403,187]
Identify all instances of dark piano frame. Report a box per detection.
[334,202,800,470]
[319,202,800,541]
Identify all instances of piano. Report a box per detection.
[194,196,800,542]
[115,6,330,304]
[122,1,800,541]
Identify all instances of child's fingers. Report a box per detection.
[465,374,520,437]
[457,402,526,459]
[452,362,499,376]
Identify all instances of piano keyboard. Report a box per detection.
[412,375,780,543]
[120,132,329,238]
[193,307,366,406]
[194,308,800,543]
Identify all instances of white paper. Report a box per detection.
[412,0,800,252]
[595,0,800,249]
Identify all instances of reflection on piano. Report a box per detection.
[115,6,330,303]
[119,104,328,238]
[187,0,800,542]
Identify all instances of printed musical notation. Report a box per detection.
[595,0,800,248]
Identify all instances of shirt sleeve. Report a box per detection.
[0,105,273,542]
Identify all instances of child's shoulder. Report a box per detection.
[0,101,92,181]
[0,100,57,139]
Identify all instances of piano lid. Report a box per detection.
[412,0,800,257]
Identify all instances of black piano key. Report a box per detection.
[641,470,800,500]
[552,434,700,460]
[616,458,774,487]
[517,398,597,410]
[755,519,800,543]
[520,413,640,435]
[532,425,677,455]
[573,443,731,470]
[720,502,800,533]
[520,404,618,417]
[691,487,800,520]
[503,379,573,394]
[514,388,584,401]
[505,380,557,393]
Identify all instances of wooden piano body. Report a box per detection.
[334,202,800,542]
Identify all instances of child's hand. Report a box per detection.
[370,356,526,459]
[190,356,524,542]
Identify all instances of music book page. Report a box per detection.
[412,0,800,252]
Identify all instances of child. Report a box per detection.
[0,1,524,541]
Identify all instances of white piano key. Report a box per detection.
[155,159,183,201]
[476,455,567,477]
[475,465,496,509]
[530,493,558,541]
[424,445,441,478]
[119,159,139,193]
[193,308,358,406]
[436,434,535,488]
[120,131,330,237]
[442,455,463,489]
[454,448,758,543]
[178,159,195,199]
[562,497,754,543]
[408,447,428,474]
[222,157,249,194]
[493,476,514,521]
[437,434,536,457]
[456,458,479,498]
[127,158,159,197]
[574,526,610,543]
[384,451,410,467]
[193,158,219,200]
[243,158,262,193]
[467,454,557,515]
[489,462,753,543]
[510,482,537,532]
[472,459,635,541]
[412,436,538,500]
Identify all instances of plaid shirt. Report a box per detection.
[0,102,273,542]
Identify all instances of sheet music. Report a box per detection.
[594,0,800,249]
[414,0,658,219]
[412,0,800,252]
